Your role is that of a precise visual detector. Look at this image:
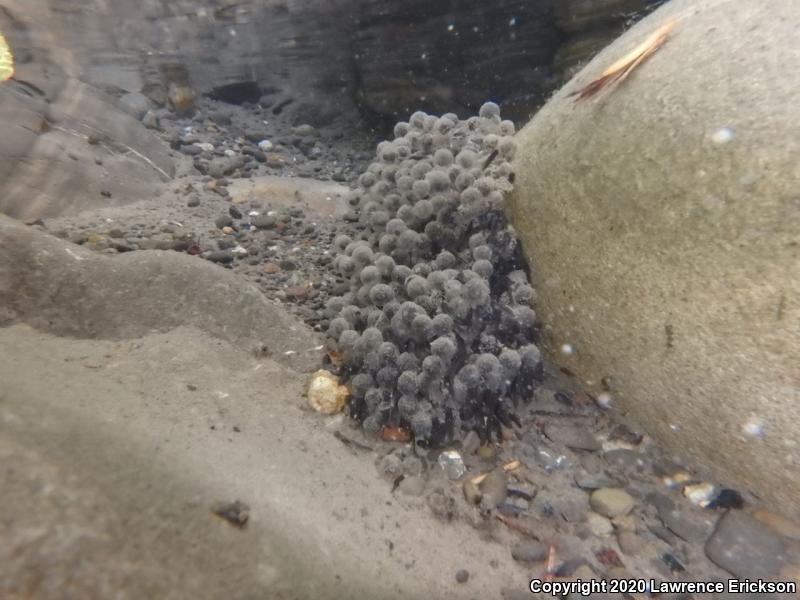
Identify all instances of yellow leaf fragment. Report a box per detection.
[0,31,14,82]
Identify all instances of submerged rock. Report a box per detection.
[511,0,800,521]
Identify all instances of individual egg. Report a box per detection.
[338,329,360,355]
[405,275,428,298]
[397,352,419,373]
[431,313,454,336]
[412,179,431,199]
[434,251,456,270]
[473,259,493,279]
[433,148,454,167]
[352,244,374,267]
[430,336,457,362]
[369,283,395,306]
[334,234,353,252]
[350,372,374,398]
[327,317,350,340]
[394,121,411,138]
[479,101,501,119]
[398,371,419,395]
[375,255,396,278]
[360,265,381,285]
[413,199,434,221]
[463,278,490,307]
[472,245,492,261]
[410,111,427,129]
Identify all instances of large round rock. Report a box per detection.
[510,0,800,517]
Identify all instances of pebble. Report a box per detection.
[209,156,244,178]
[215,215,234,229]
[504,497,530,512]
[604,448,650,475]
[545,421,601,451]
[293,124,317,137]
[590,488,635,518]
[186,195,201,207]
[229,206,243,219]
[616,530,645,555]
[574,472,620,490]
[284,285,310,301]
[265,153,287,168]
[461,430,481,455]
[252,214,277,229]
[510,541,548,563]
[587,511,614,537]
[206,250,234,264]
[222,226,235,235]
[454,569,469,584]
[142,110,160,129]
[507,482,537,501]
[705,510,789,578]
[479,468,508,510]
[180,144,203,156]
[462,480,482,505]
[752,509,800,541]
[110,240,136,252]
[263,262,281,274]
[558,497,589,522]
[658,503,717,543]
[245,130,270,143]
[477,445,496,459]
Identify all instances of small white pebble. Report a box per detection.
[284,350,297,356]
[742,415,765,438]
[711,127,735,144]
[447,24,454,32]
[669,423,679,431]
[596,392,613,409]
[560,343,574,355]
[248,211,260,216]
[509,17,517,26]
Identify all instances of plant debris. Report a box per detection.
[0,32,14,82]
[569,20,676,102]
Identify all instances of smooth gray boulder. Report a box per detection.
[510,0,800,518]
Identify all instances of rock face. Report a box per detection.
[0,2,174,220]
[510,0,800,519]
[352,0,663,123]
[0,216,321,371]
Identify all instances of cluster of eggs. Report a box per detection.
[324,102,543,445]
